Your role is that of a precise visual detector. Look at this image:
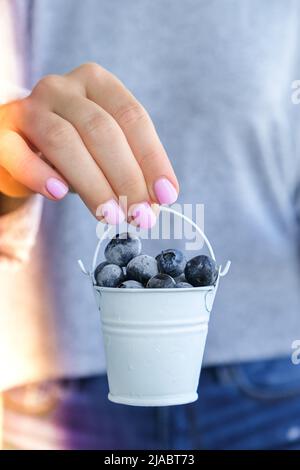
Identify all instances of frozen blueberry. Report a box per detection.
[126,254,158,285]
[147,273,176,288]
[96,264,125,287]
[104,232,142,267]
[174,273,187,283]
[94,261,109,280]
[156,249,186,277]
[175,282,193,288]
[185,255,218,287]
[119,280,144,289]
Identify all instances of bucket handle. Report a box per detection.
[78,206,231,283]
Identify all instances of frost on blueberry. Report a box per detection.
[174,273,187,283]
[97,235,219,290]
[184,255,218,287]
[95,264,125,287]
[156,249,186,277]
[175,282,193,288]
[146,273,176,288]
[126,254,158,285]
[94,261,109,280]
[119,280,144,289]
[104,232,142,267]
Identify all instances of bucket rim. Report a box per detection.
[93,284,216,293]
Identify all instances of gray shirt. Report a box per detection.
[1,0,300,389]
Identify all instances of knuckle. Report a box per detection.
[15,98,40,130]
[44,121,75,150]
[115,102,148,127]
[32,74,64,98]
[118,173,143,196]
[18,96,34,117]
[82,112,115,137]
[81,62,103,78]
[139,148,162,169]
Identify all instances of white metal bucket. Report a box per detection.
[79,207,230,406]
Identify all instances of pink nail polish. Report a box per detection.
[132,202,156,229]
[97,199,125,225]
[154,177,178,205]
[46,178,69,199]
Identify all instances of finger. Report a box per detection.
[15,102,125,223]
[51,93,156,227]
[69,64,179,205]
[0,166,32,198]
[0,129,69,200]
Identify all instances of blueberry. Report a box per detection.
[184,255,218,287]
[156,249,186,277]
[126,254,158,285]
[174,273,187,283]
[119,280,144,289]
[94,261,109,280]
[105,232,142,267]
[175,282,193,288]
[146,273,176,288]
[96,264,125,287]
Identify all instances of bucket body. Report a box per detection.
[94,285,216,406]
[78,206,231,406]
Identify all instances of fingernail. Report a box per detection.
[132,202,156,229]
[97,199,125,225]
[154,177,178,205]
[46,178,69,199]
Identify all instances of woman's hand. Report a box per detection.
[0,63,179,228]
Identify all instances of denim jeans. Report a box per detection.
[3,357,300,450]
